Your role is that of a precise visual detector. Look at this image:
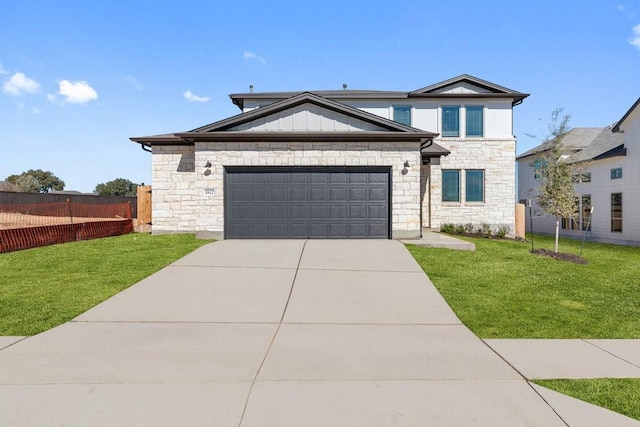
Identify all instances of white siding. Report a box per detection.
[518,151,640,246]
[430,82,493,94]
[232,104,387,132]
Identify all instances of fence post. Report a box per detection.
[67,198,76,241]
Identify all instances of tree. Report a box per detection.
[6,169,65,193]
[534,108,578,253]
[94,178,138,196]
[0,181,20,192]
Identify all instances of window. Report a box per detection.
[393,105,411,126]
[442,106,460,137]
[611,167,623,179]
[442,170,460,202]
[611,193,622,232]
[465,106,484,137]
[465,170,484,202]
[572,172,591,183]
[581,195,591,230]
[533,158,547,179]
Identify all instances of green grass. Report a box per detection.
[533,379,640,421]
[407,234,640,338]
[0,233,211,336]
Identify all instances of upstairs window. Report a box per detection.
[442,170,460,202]
[442,106,460,137]
[465,106,484,137]
[533,158,547,179]
[465,170,484,202]
[611,167,623,179]
[572,172,591,183]
[393,105,412,126]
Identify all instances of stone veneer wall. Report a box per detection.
[425,138,516,232]
[150,145,197,234]
[151,141,422,239]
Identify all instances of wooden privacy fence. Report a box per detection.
[0,197,133,253]
[136,185,152,232]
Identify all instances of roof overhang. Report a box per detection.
[176,131,436,144]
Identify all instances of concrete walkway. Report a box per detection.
[0,240,638,426]
[401,229,476,251]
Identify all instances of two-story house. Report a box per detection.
[517,97,639,246]
[131,74,528,240]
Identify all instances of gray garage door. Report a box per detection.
[225,167,390,239]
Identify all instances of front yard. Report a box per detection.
[408,234,640,421]
[0,233,211,336]
[407,234,640,339]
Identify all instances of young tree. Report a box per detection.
[6,169,65,193]
[94,178,138,196]
[534,108,578,253]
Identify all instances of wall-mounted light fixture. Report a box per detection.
[404,161,410,168]
[401,160,410,175]
[205,161,212,168]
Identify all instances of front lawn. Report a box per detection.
[407,234,640,338]
[0,233,211,336]
[534,379,640,421]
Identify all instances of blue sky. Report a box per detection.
[1,0,639,192]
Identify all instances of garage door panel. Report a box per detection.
[349,205,367,219]
[369,173,388,184]
[225,167,389,239]
[290,187,308,202]
[310,187,327,201]
[230,187,249,202]
[288,223,308,238]
[250,174,269,185]
[349,187,367,202]
[369,187,388,201]
[329,188,347,201]
[369,205,387,219]
[251,205,268,219]
[271,205,288,219]
[251,187,268,202]
[271,187,288,202]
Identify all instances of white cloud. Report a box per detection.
[3,72,40,96]
[183,90,209,103]
[243,51,266,64]
[0,63,8,75]
[630,24,640,49]
[57,80,98,104]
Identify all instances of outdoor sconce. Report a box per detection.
[205,161,212,168]
[401,160,410,175]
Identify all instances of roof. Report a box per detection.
[612,97,640,132]
[516,126,625,163]
[131,92,439,146]
[230,74,529,110]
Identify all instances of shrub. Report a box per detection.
[455,224,466,234]
[464,223,475,234]
[494,224,511,238]
[440,223,455,234]
[479,222,492,236]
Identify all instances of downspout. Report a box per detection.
[141,143,152,153]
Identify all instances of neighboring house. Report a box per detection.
[131,74,528,240]
[517,97,640,246]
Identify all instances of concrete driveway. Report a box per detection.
[0,240,633,426]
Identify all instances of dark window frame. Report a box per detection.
[442,169,461,202]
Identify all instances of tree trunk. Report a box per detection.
[554,217,560,253]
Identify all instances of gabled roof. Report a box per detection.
[230,74,528,110]
[408,74,529,105]
[190,92,424,134]
[131,92,439,147]
[516,126,625,163]
[612,97,640,132]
